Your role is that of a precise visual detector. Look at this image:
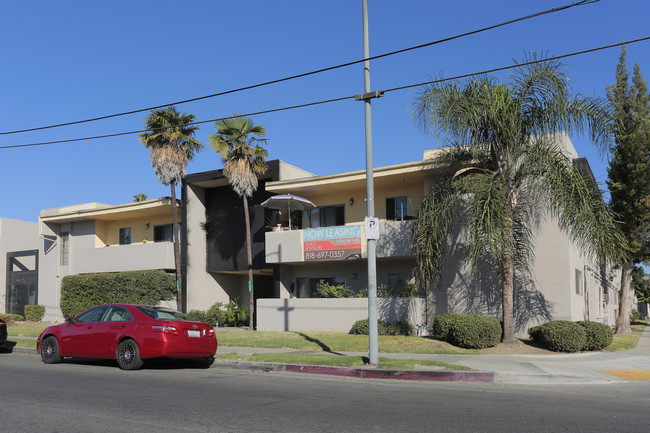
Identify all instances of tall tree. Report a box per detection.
[412,57,627,343]
[606,47,650,334]
[140,106,203,312]
[209,115,268,330]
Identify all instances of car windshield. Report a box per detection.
[137,306,196,321]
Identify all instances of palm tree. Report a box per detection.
[140,106,203,312]
[133,193,148,202]
[209,114,268,330]
[412,57,627,343]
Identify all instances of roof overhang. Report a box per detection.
[265,159,441,196]
[39,197,178,224]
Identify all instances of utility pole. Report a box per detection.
[356,0,382,366]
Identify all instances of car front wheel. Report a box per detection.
[116,339,143,370]
[41,336,62,364]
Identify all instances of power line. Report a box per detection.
[0,0,597,137]
[383,35,650,94]
[2,36,647,151]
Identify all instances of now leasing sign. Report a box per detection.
[303,225,362,261]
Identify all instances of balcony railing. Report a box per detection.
[71,242,176,274]
[265,220,414,264]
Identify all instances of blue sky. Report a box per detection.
[1,0,649,223]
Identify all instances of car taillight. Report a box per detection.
[152,325,178,335]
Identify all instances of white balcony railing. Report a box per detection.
[72,242,175,274]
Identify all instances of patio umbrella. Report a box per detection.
[261,194,316,228]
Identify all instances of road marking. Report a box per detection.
[601,370,650,380]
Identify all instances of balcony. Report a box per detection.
[71,242,176,274]
[265,220,414,264]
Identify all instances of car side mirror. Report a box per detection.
[66,317,75,324]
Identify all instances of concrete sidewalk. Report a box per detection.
[6,327,650,384]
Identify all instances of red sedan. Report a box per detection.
[37,304,217,370]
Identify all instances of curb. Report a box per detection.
[285,364,494,382]
[210,359,494,382]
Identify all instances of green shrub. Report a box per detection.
[527,325,542,342]
[60,270,176,318]
[349,319,371,335]
[386,320,415,336]
[536,320,586,352]
[578,321,613,351]
[187,309,209,323]
[349,319,413,336]
[446,315,502,349]
[0,314,24,325]
[356,282,420,298]
[314,280,354,298]
[187,299,248,327]
[24,305,45,322]
[631,309,641,322]
[431,313,459,340]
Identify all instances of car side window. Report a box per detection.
[76,306,108,323]
[103,306,133,322]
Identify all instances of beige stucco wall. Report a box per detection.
[103,214,176,246]
[257,297,430,332]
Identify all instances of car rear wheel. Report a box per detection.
[117,339,143,370]
[41,336,62,364]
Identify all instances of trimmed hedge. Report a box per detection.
[60,270,177,318]
[578,321,613,351]
[533,320,586,352]
[349,319,414,336]
[529,320,613,352]
[431,313,457,340]
[432,313,502,349]
[24,305,45,322]
[447,315,502,349]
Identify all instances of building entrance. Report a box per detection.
[6,250,38,317]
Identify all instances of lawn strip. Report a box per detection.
[215,330,478,355]
[214,352,473,371]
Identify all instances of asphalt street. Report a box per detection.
[1,354,649,433]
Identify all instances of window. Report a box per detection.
[75,306,108,323]
[119,227,131,245]
[295,276,346,298]
[575,269,584,295]
[388,273,408,291]
[60,232,69,266]
[137,306,194,321]
[103,306,133,322]
[306,205,344,228]
[154,223,181,242]
[386,196,408,221]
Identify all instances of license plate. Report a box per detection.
[187,330,201,338]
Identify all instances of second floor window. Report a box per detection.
[154,223,180,242]
[386,196,408,221]
[60,232,69,266]
[306,205,344,228]
[119,227,131,245]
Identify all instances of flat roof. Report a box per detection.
[39,197,178,223]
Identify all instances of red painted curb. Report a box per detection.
[285,364,494,382]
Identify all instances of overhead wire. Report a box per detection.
[2,35,648,150]
[0,0,598,136]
